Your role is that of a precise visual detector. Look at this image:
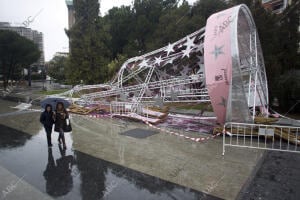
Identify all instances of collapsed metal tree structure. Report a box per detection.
[70,4,269,125]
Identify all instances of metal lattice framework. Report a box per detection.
[71,4,269,124]
[74,27,208,105]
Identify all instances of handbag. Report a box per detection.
[64,118,72,132]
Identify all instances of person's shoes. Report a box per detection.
[48,144,53,148]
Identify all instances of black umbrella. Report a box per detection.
[41,97,71,109]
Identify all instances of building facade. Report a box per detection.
[66,0,75,29]
[261,0,292,14]
[54,52,69,58]
[0,22,45,68]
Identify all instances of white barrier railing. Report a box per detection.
[222,122,300,155]
[109,102,149,119]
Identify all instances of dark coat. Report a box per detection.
[40,111,54,128]
[54,110,69,132]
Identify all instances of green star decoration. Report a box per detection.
[210,45,224,59]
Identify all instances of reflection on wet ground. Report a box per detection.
[0,124,222,200]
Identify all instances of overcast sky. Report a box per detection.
[0,0,197,61]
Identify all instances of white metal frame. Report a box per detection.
[70,5,270,122]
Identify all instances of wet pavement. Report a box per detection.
[2,99,299,199]
[0,124,220,200]
[1,82,45,104]
[237,151,300,200]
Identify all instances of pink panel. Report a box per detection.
[204,7,236,124]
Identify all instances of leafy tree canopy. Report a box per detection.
[0,30,40,89]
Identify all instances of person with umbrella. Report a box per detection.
[53,102,70,149]
[40,104,55,147]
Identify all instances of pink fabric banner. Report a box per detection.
[204,7,236,124]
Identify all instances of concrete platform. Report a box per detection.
[0,99,266,199]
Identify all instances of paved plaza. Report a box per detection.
[0,99,299,199]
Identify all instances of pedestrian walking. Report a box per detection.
[53,102,71,149]
[40,104,54,147]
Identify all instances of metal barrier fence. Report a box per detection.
[222,122,300,155]
[109,102,149,118]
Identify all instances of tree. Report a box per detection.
[277,1,300,72]
[193,0,228,20]
[47,56,68,83]
[66,0,111,85]
[65,0,299,112]
[104,6,133,58]
[148,1,204,50]
[275,1,300,110]
[106,54,128,82]
[0,30,40,90]
[229,0,299,111]
[122,0,179,55]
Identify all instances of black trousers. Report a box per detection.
[44,126,52,146]
[58,128,65,145]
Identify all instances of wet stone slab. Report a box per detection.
[119,128,159,138]
[0,124,222,200]
[0,110,265,200]
[0,99,19,114]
